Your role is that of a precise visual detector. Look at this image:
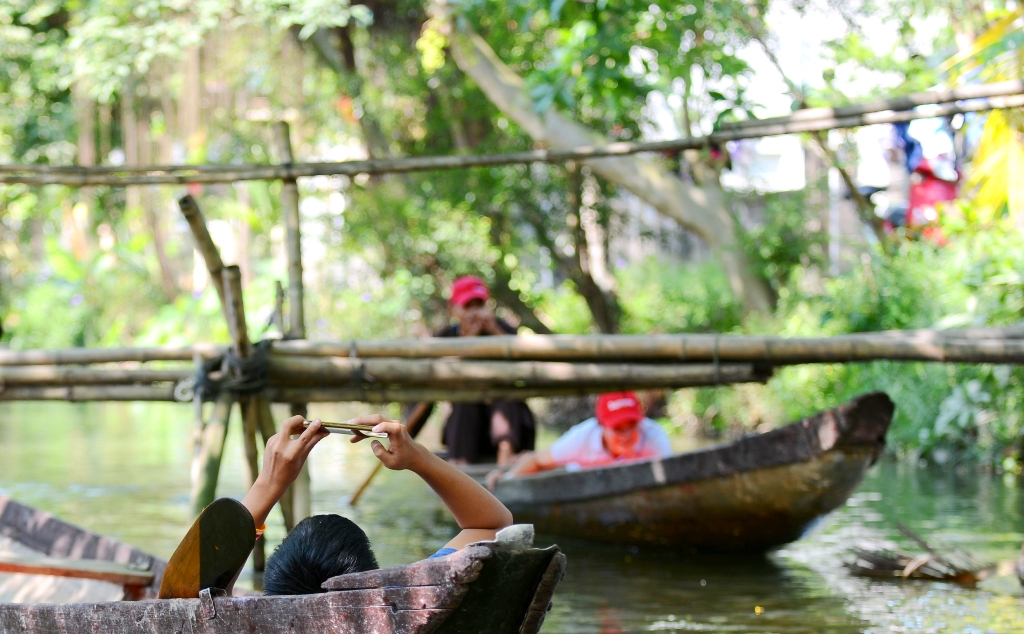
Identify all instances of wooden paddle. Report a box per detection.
[158,498,257,599]
[348,402,434,505]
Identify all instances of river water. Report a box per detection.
[1,400,1022,632]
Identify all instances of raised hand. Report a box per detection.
[350,415,428,472]
[241,416,328,528]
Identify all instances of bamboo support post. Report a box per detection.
[222,265,265,570]
[189,352,205,498]
[179,195,228,313]
[274,120,312,525]
[2,83,1022,186]
[189,394,234,517]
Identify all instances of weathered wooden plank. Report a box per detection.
[0,496,165,598]
[0,598,452,634]
[0,553,152,587]
[323,545,492,590]
[517,551,566,634]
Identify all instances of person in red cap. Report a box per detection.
[432,275,536,465]
[491,391,672,486]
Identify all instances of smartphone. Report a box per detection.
[305,420,388,438]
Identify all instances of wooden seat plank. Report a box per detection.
[0,553,153,587]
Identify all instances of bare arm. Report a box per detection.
[506,449,558,477]
[352,416,513,550]
[240,416,328,528]
[486,448,558,489]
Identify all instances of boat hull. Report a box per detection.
[494,392,894,551]
[509,447,875,550]
[0,496,566,634]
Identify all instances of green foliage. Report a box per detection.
[460,0,765,133]
[737,191,826,297]
[618,258,741,335]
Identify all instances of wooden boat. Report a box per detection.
[0,496,565,633]
[490,391,894,552]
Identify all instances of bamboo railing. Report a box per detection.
[1,82,1021,186]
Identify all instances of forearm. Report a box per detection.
[411,446,512,529]
[506,449,556,478]
[240,475,283,529]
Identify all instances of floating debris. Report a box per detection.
[845,522,994,586]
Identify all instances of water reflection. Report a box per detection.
[1,401,1023,632]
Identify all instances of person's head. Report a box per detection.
[596,392,645,457]
[263,514,378,595]
[448,275,490,321]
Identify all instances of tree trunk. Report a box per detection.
[433,7,773,315]
[567,163,620,333]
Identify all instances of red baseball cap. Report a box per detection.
[596,392,644,430]
[449,276,490,307]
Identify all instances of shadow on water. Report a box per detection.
[539,537,867,633]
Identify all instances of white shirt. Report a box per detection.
[548,417,673,469]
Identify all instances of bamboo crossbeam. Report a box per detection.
[0,366,188,386]
[0,385,177,401]
[268,330,1024,364]
[1,324,1022,368]
[266,356,764,388]
[1,86,1021,187]
[265,380,758,404]
[718,80,1024,130]
[0,345,220,366]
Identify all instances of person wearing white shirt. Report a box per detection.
[491,392,672,487]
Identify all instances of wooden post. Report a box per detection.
[189,394,233,516]
[221,265,266,571]
[274,121,311,524]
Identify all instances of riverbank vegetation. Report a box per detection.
[1,1,1022,467]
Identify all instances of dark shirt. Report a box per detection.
[435,318,518,338]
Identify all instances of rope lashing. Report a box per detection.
[189,340,272,401]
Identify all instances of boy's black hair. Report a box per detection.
[263,514,379,595]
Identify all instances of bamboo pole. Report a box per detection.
[718,80,1024,130]
[265,378,763,404]
[266,357,764,388]
[0,323,1021,369]
[0,345,220,366]
[189,394,234,517]
[274,120,311,525]
[275,122,305,342]
[0,366,188,385]
[222,265,265,571]
[0,385,177,401]
[2,87,1021,187]
[269,331,1024,364]
[179,195,229,311]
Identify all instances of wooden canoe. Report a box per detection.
[491,391,894,552]
[0,497,565,634]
